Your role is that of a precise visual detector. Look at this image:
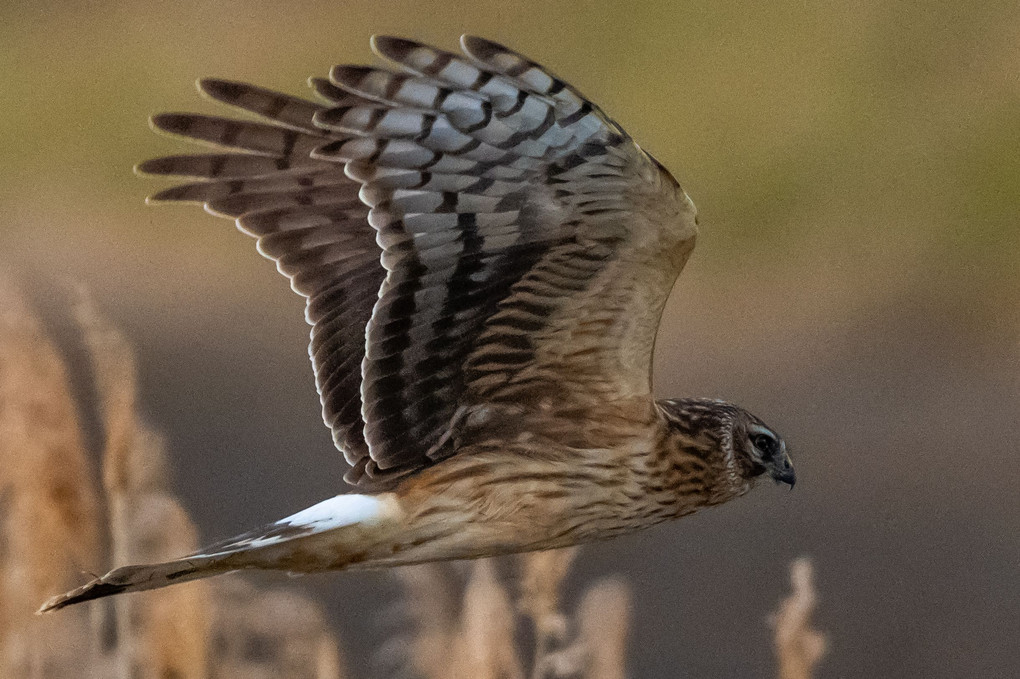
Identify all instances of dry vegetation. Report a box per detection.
[0,272,826,678]
[0,270,344,679]
[771,559,827,679]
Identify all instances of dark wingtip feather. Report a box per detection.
[135,155,180,176]
[310,76,342,99]
[460,35,508,59]
[133,159,157,176]
[150,112,193,135]
[135,154,218,178]
[329,65,371,88]
[199,78,248,104]
[312,106,355,130]
[371,35,418,61]
[310,139,348,159]
[310,77,361,106]
[146,184,202,203]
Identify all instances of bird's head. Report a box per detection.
[734,415,795,488]
[659,398,795,489]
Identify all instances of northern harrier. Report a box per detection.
[42,35,793,612]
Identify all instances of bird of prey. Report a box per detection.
[41,35,794,613]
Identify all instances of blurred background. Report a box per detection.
[3,0,1018,677]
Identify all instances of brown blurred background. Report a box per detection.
[3,0,1018,677]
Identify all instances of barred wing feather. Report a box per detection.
[140,35,698,489]
[137,77,383,468]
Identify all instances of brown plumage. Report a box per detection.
[40,35,794,614]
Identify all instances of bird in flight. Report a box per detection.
[42,35,793,613]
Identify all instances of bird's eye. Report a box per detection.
[751,433,778,457]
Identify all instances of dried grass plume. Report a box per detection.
[772,557,828,679]
[0,273,346,678]
[0,270,100,678]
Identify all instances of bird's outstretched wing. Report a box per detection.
[141,35,698,488]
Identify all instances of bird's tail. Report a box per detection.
[37,551,235,613]
[38,493,392,613]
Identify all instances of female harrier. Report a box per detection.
[42,35,793,612]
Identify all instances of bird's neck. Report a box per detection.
[644,425,751,518]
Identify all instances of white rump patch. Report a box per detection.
[200,491,391,554]
[233,494,385,550]
[280,494,383,533]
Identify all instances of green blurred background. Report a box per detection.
[4,1,1018,677]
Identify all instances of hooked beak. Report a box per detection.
[770,454,796,488]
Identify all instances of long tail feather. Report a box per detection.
[38,553,232,613]
[39,493,392,613]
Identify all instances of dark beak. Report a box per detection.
[770,455,796,488]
